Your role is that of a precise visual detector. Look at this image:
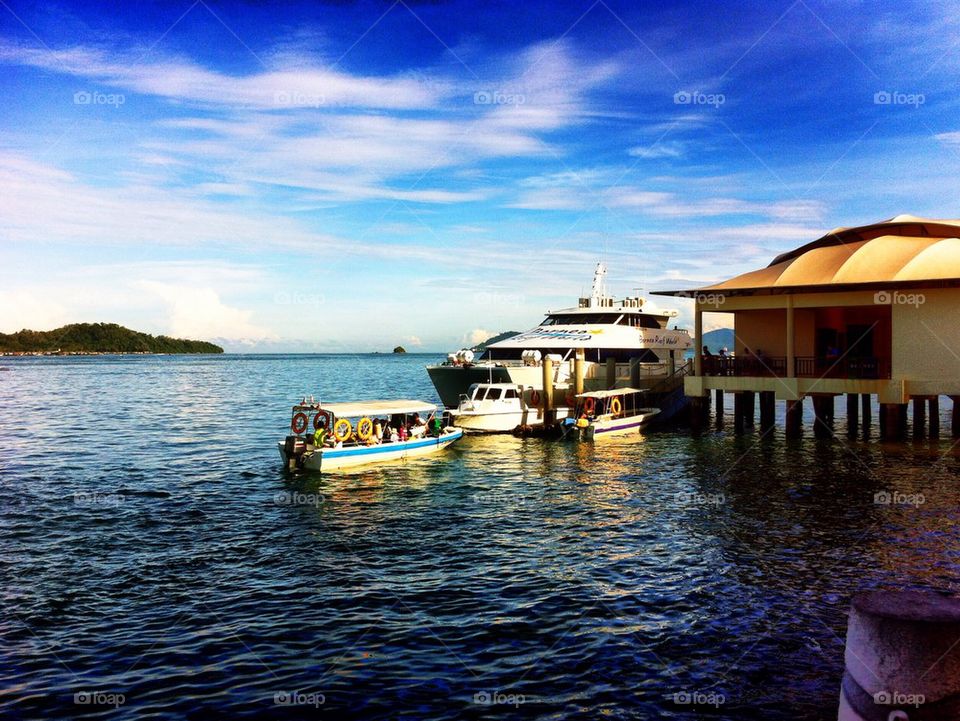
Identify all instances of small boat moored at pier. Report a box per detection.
[561,388,660,440]
[279,399,462,471]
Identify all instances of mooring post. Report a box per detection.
[629,357,640,388]
[838,590,960,720]
[759,391,775,433]
[785,398,803,439]
[913,396,926,439]
[541,356,554,425]
[605,357,616,389]
[846,393,859,437]
[930,396,940,438]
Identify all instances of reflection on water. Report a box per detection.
[1,354,959,720]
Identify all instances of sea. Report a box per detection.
[1,353,958,720]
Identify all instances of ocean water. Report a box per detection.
[2,353,959,720]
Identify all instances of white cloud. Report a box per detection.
[464,329,493,346]
[136,281,275,342]
[0,290,71,333]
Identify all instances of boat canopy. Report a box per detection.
[575,387,646,399]
[304,400,437,417]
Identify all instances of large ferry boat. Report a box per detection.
[428,264,693,429]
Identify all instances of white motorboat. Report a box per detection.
[427,263,692,430]
[448,382,552,433]
[561,388,661,440]
[279,399,462,472]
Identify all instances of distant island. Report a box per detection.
[471,331,520,351]
[0,323,224,355]
[393,346,406,354]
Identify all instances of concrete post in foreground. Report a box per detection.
[839,590,960,720]
[785,399,803,439]
[541,356,554,425]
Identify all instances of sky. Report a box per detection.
[2,0,960,351]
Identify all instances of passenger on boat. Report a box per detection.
[313,426,327,447]
[410,414,427,438]
[576,414,589,429]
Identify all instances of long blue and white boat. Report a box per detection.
[561,388,660,440]
[279,399,462,471]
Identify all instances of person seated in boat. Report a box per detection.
[398,424,409,442]
[313,425,328,448]
[410,414,427,438]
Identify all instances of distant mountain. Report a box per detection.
[0,323,224,354]
[471,331,520,351]
[700,327,734,354]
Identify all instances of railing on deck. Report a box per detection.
[701,355,890,380]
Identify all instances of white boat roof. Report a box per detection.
[576,387,646,399]
[297,400,436,417]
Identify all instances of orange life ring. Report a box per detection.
[313,410,331,430]
[565,390,576,407]
[610,397,622,415]
[530,390,542,406]
[583,397,596,415]
[291,412,308,434]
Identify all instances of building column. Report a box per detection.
[715,389,724,428]
[861,393,872,437]
[881,403,906,441]
[694,305,703,377]
[846,393,859,437]
[786,295,795,379]
[952,396,960,438]
[929,396,940,439]
[785,398,803,439]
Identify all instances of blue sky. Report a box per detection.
[1,0,959,351]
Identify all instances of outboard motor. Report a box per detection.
[283,435,306,470]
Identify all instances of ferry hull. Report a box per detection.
[278,429,463,472]
[426,364,511,407]
[450,407,575,433]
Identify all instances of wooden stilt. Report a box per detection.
[929,396,940,439]
[861,393,872,437]
[733,392,745,435]
[813,395,833,439]
[846,393,859,437]
[913,397,926,439]
[715,389,724,428]
[952,396,960,438]
[759,391,775,433]
[785,399,803,439]
[744,391,755,427]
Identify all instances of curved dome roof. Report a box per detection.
[702,215,960,292]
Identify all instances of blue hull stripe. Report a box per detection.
[321,432,462,459]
